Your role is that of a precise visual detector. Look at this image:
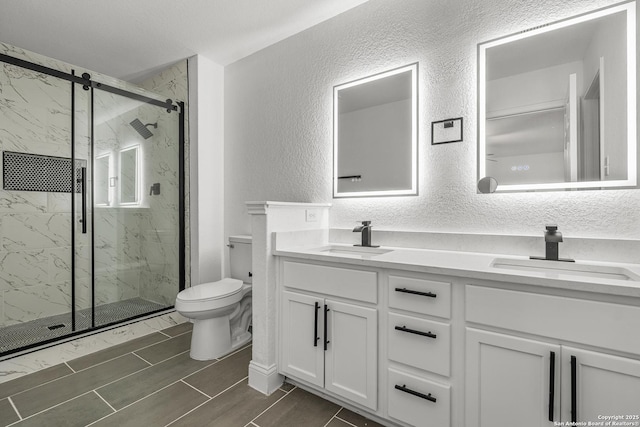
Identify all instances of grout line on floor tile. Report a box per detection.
[279,384,297,394]
[165,376,249,427]
[64,361,76,373]
[98,377,190,419]
[3,368,76,399]
[73,346,155,374]
[323,408,344,427]
[209,376,247,400]
[93,390,117,413]
[85,406,114,427]
[73,331,189,373]
[7,391,96,427]
[217,343,252,362]
[157,330,172,338]
[131,351,153,366]
[7,396,22,420]
[180,379,212,399]
[92,349,212,394]
[248,384,293,425]
[334,413,359,427]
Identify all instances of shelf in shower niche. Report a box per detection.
[3,151,87,193]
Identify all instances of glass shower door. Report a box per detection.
[91,88,181,327]
[0,61,87,354]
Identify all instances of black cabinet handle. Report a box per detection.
[395,325,437,339]
[571,355,577,422]
[324,304,330,351]
[395,287,436,298]
[79,167,87,234]
[313,302,320,347]
[549,351,555,421]
[394,384,436,403]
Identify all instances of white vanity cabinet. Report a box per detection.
[466,284,640,426]
[279,261,378,410]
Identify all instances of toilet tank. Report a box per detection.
[229,235,252,284]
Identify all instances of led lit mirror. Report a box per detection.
[94,154,110,206]
[119,146,139,204]
[478,2,636,192]
[333,63,418,197]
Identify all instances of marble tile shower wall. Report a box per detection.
[139,60,189,305]
[0,60,92,327]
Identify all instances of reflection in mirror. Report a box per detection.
[119,146,139,204]
[478,2,636,192]
[334,63,418,197]
[94,154,110,205]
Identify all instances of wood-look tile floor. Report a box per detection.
[0,323,384,427]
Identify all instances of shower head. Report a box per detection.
[130,119,157,139]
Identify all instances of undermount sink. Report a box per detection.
[491,257,640,281]
[318,245,393,257]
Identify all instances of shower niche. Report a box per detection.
[0,49,185,357]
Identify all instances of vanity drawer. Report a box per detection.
[283,261,377,303]
[388,313,450,376]
[388,368,450,427]
[466,285,640,355]
[389,275,451,318]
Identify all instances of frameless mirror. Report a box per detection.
[119,146,139,204]
[333,63,418,197]
[94,154,110,205]
[478,2,636,192]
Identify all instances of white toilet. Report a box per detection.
[175,235,253,360]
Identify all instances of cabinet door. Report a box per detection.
[280,291,324,387]
[466,328,560,427]
[562,347,640,423]
[325,299,378,410]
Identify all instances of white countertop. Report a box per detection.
[273,242,640,298]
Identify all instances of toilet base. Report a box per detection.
[189,318,253,361]
[190,315,232,360]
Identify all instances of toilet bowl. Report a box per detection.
[175,235,253,360]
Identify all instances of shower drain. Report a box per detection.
[47,324,66,331]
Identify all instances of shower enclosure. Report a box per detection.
[0,52,185,357]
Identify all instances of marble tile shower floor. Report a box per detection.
[0,298,168,355]
[0,322,384,427]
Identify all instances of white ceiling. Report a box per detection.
[0,0,370,82]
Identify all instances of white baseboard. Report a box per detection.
[248,360,284,395]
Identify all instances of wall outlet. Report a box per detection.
[305,209,318,222]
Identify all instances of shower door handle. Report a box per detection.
[79,167,87,234]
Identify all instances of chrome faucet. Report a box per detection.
[353,221,379,247]
[531,225,574,262]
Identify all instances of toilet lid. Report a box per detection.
[177,278,243,302]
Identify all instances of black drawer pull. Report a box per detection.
[395,384,436,403]
[395,287,436,298]
[395,325,437,339]
[571,355,577,422]
[313,302,320,347]
[549,351,555,421]
[324,305,330,351]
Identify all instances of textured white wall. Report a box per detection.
[225,0,640,241]
[189,55,226,285]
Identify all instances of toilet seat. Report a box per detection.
[176,278,243,303]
